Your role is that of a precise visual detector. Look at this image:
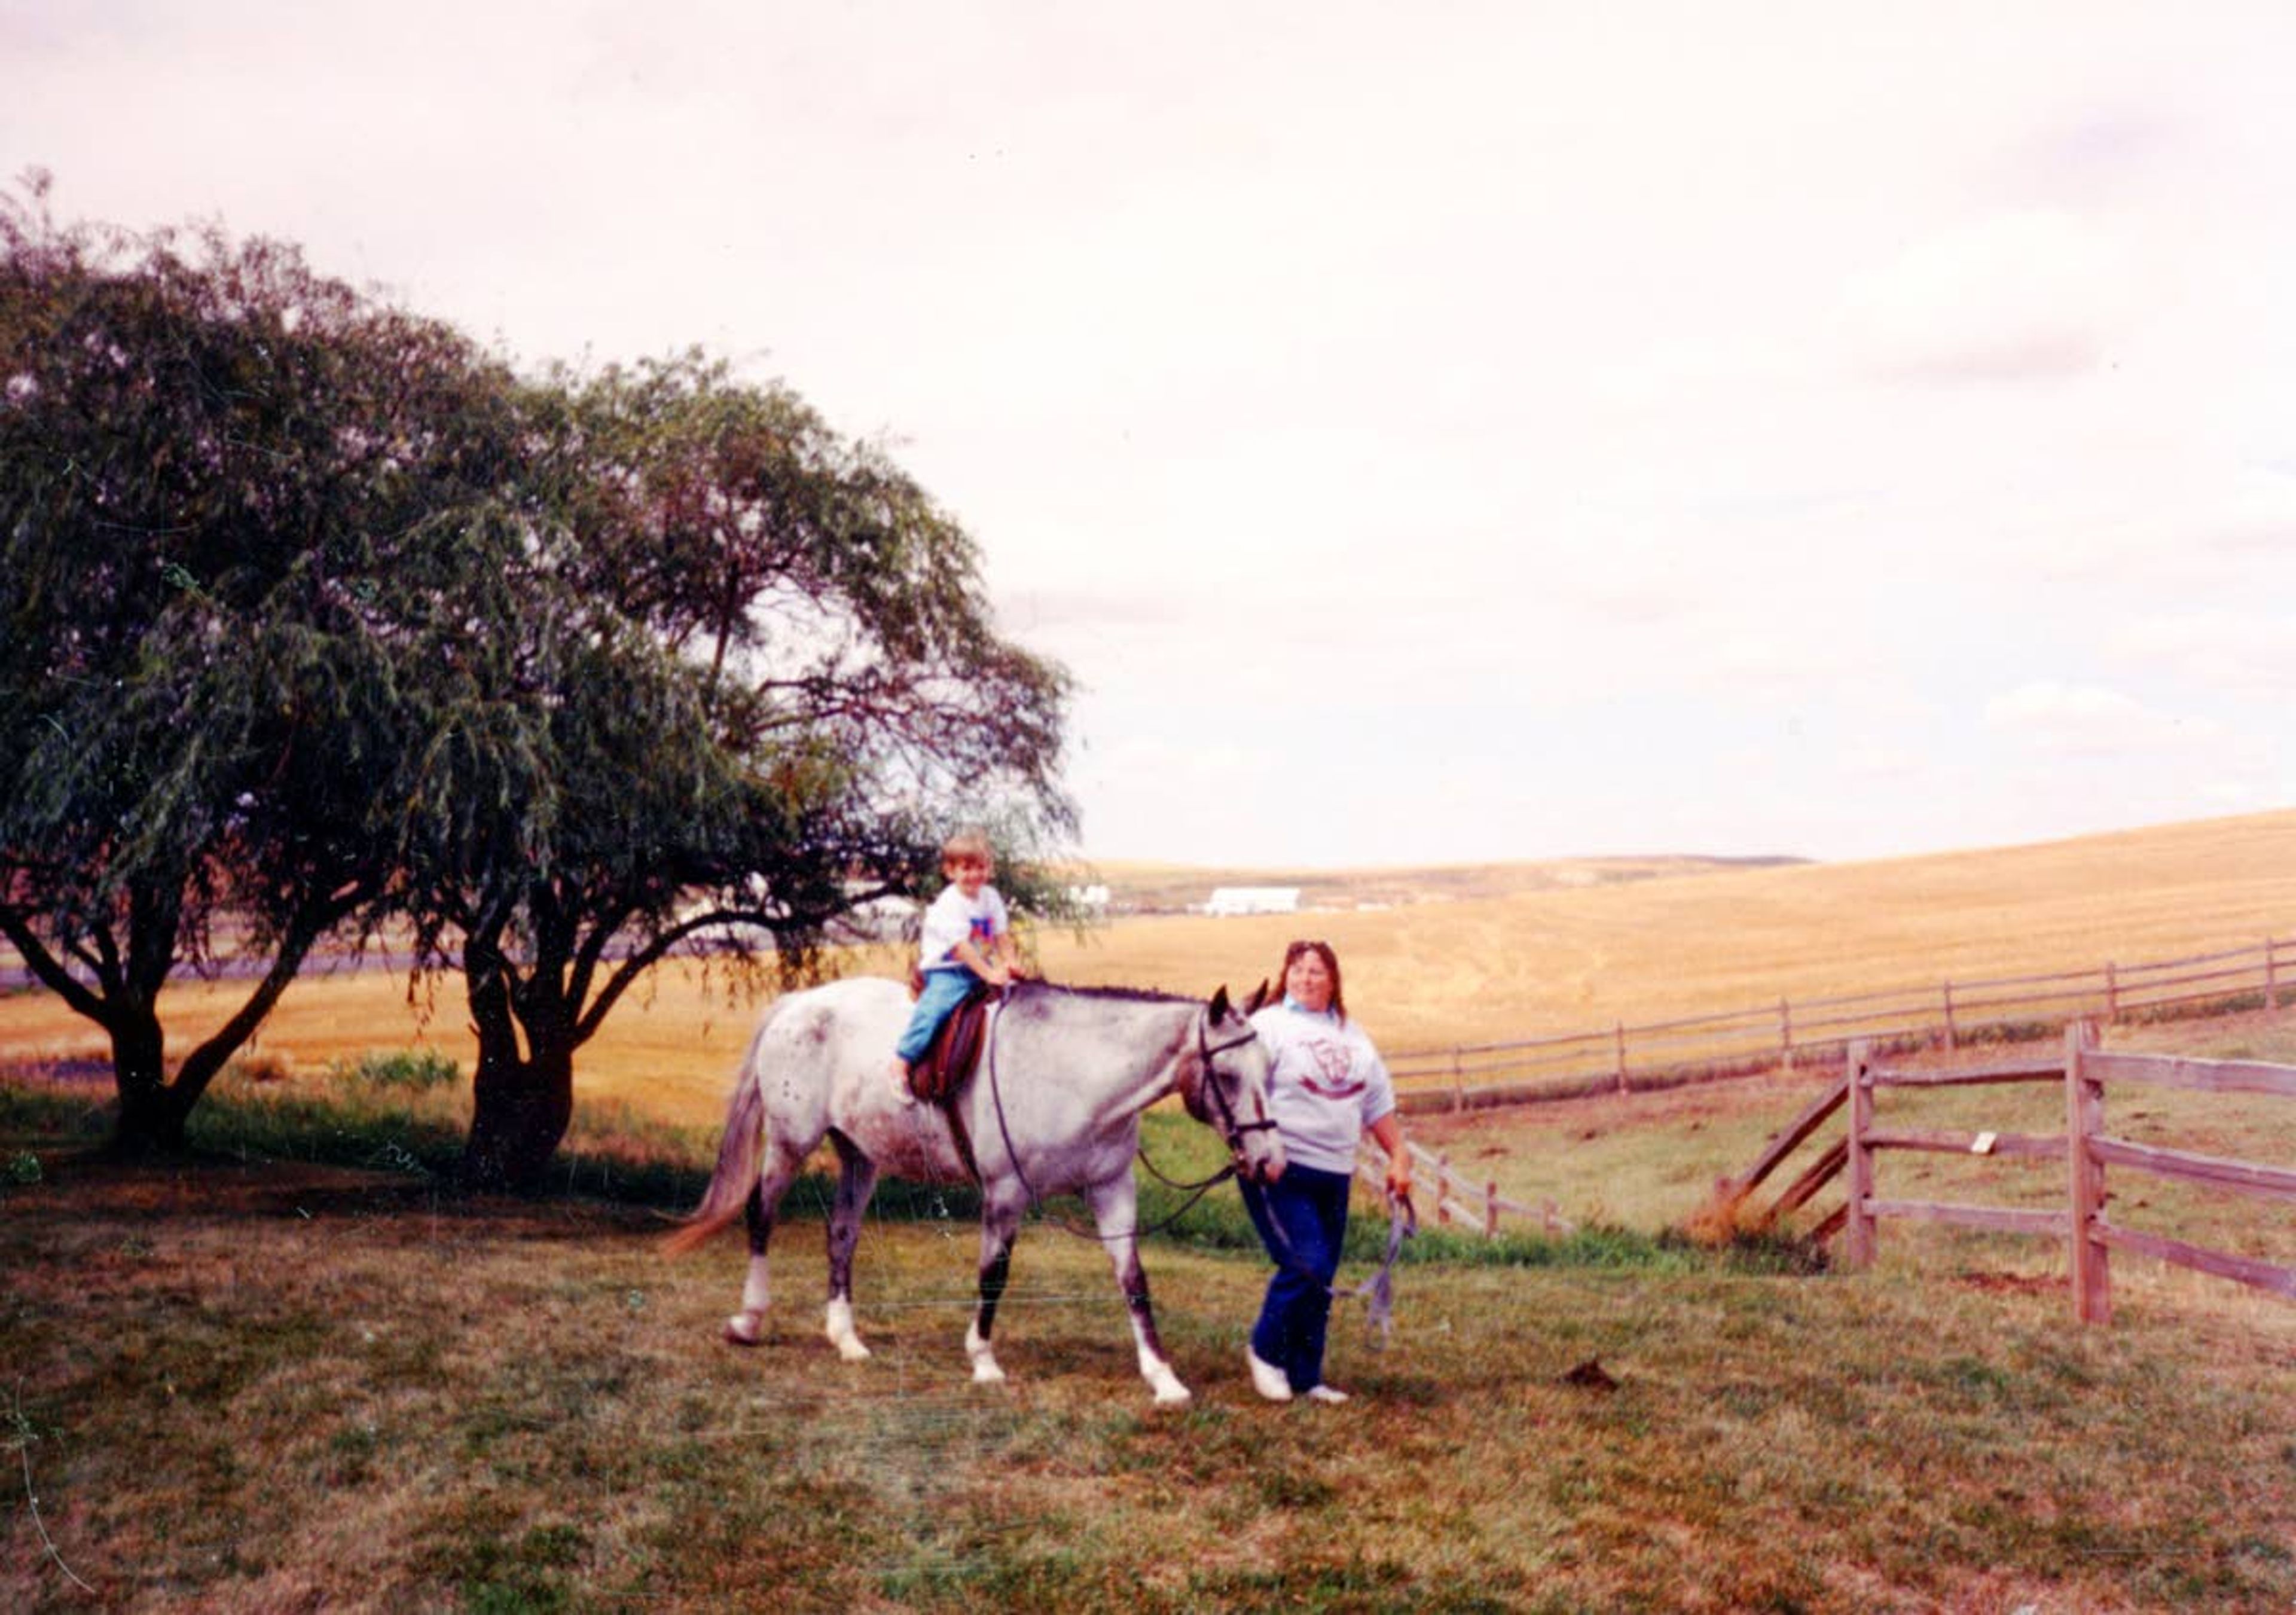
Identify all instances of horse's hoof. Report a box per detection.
[835,1339,872,1363]
[1152,1383,1192,1408]
[723,1314,762,1347]
[971,1361,1007,1385]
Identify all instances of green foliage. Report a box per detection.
[0,174,536,1146]
[1,182,1075,1180]
[326,1049,462,1092]
[181,1091,467,1181]
[0,1076,111,1146]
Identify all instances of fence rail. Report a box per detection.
[1720,1024,2296,1322]
[1349,1138,1574,1240]
[1388,935,2289,1115]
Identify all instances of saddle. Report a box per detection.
[906,980,999,1104]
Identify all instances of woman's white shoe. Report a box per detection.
[1245,1347,1293,1402]
[1304,1384,1349,1405]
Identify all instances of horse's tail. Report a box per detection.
[661,1009,777,1256]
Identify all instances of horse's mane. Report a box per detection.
[1009,979,1196,1008]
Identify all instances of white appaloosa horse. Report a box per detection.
[664,977,1285,1405]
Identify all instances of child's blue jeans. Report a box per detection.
[896,966,984,1064]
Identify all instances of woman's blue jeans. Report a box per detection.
[895,967,982,1064]
[1242,1164,1352,1393]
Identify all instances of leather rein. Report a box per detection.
[974,996,1416,1326]
[982,999,1276,1243]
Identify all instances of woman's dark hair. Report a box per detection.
[1277,939,1346,1022]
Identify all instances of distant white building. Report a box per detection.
[1204,886,1301,917]
[1067,884,1110,911]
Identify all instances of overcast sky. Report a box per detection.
[9,2,2292,867]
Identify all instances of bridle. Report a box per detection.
[976,997,1413,1330]
[1186,1013,1282,1174]
[984,998,1279,1241]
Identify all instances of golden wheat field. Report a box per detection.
[3,809,2292,1130]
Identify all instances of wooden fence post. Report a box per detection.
[2268,937,2281,1019]
[2065,1019,2110,1326]
[1941,983,1958,1051]
[1436,1153,1452,1227]
[1843,1041,1876,1269]
[1779,997,1794,1073]
[1452,1048,1465,1114]
[2104,961,2118,1021]
[1613,1022,1628,1094]
[1485,1180,1500,1238]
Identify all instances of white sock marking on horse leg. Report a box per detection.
[1146,1361,1191,1406]
[1132,1324,1189,1405]
[966,1320,1006,1385]
[825,1297,871,1361]
[724,1257,772,1344]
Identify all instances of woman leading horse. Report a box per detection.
[1241,939,1412,1405]
[665,976,1285,1405]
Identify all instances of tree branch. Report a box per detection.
[573,904,796,1043]
[169,884,370,1113]
[0,909,111,1025]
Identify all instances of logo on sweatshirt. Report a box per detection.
[1297,1036,1363,1100]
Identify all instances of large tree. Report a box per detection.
[0,178,532,1153]
[2,185,1074,1186]
[416,354,1074,1190]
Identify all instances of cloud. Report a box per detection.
[994,587,1188,637]
[1834,209,2147,384]
[1064,733,1284,863]
[17,1,2296,872]
[1981,681,2220,755]
[2196,478,2296,558]
[2106,611,2296,695]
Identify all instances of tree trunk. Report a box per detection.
[458,943,579,1193]
[107,1003,190,1156]
[99,896,355,1159]
[461,1040,576,1194]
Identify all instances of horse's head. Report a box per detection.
[1185,980,1285,1186]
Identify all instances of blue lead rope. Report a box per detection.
[1362,1189,1418,1342]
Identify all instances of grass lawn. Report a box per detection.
[5,1028,2294,1613]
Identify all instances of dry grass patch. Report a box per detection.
[5,1089,2295,1611]
[5,809,2292,1130]
[1040,809,2296,1055]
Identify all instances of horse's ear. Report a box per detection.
[1208,985,1231,1022]
[1243,978,1271,1015]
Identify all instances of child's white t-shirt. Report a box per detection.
[919,883,1010,975]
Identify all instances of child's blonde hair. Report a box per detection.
[941,826,994,868]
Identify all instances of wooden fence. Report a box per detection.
[1350,1137,1574,1238]
[1388,935,2290,1115]
[1721,1022,2296,1322]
